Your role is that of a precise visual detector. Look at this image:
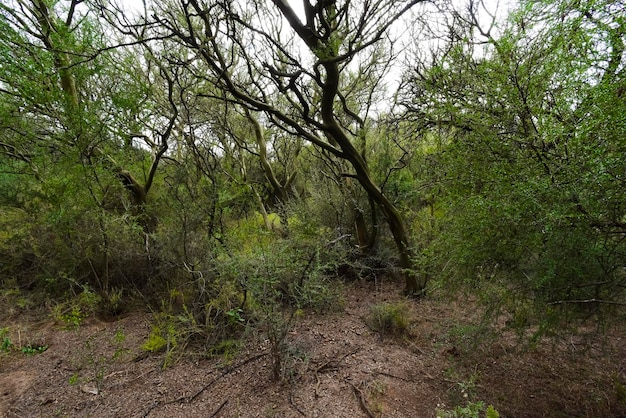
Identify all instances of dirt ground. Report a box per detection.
[1,279,625,418]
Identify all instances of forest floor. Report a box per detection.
[0,278,625,418]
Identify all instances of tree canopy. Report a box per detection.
[0,0,624,340]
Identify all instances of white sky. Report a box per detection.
[117,0,516,113]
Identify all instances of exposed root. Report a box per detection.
[289,391,306,416]
[347,379,376,418]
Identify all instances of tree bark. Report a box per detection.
[320,59,425,295]
[245,108,290,204]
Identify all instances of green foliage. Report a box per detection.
[207,339,241,364]
[1,337,11,352]
[615,376,626,405]
[202,209,347,379]
[68,330,130,391]
[141,304,188,368]
[0,328,12,352]
[443,322,493,353]
[225,308,245,325]
[21,343,48,356]
[367,301,412,338]
[51,285,101,329]
[142,329,169,354]
[1,0,622,380]
[403,0,626,332]
[112,328,129,360]
[437,367,499,417]
[0,327,48,356]
[436,402,500,418]
[68,373,80,386]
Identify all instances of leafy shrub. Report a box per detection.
[367,301,412,338]
[0,328,12,352]
[436,402,500,418]
[51,285,101,329]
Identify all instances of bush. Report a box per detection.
[367,301,412,338]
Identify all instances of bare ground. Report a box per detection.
[1,279,625,418]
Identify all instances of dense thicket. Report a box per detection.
[402,0,626,329]
[0,0,624,344]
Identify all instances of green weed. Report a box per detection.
[436,401,500,418]
[68,373,80,385]
[367,301,412,338]
[0,328,12,352]
[21,344,48,356]
[51,286,101,329]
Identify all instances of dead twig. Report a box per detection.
[372,370,413,382]
[289,391,306,416]
[346,380,376,418]
[209,399,228,417]
[314,346,361,374]
[188,352,268,403]
[547,299,626,306]
[313,346,361,399]
[142,352,267,417]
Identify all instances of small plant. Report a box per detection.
[279,341,310,382]
[81,336,107,392]
[0,328,12,352]
[208,339,241,364]
[141,313,181,368]
[438,369,498,418]
[367,379,387,415]
[263,308,293,381]
[51,286,102,329]
[142,329,168,353]
[68,373,80,385]
[59,305,85,329]
[457,372,478,400]
[445,322,491,353]
[614,375,626,405]
[68,330,129,393]
[367,301,412,338]
[443,368,483,408]
[21,343,48,356]
[436,401,500,418]
[1,337,12,352]
[226,308,245,325]
[111,328,129,360]
[100,287,124,316]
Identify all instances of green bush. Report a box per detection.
[367,301,412,338]
[436,402,500,418]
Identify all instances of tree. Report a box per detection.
[0,0,183,291]
[401,0,626,316]
[144,0,429,294]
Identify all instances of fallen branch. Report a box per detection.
[188,352,268,403]
[209,399,228,418]
[346,380,375,418]
[141,352,267,417]
[547,299,626,306]
[289,391,306,416]
[313,346,361,398]
[314,346,361,374]
[372,370,413,382]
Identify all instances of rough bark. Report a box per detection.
[244,109,290,204]
[319,58,425,295]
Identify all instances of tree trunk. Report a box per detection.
[354,208,370,253]
[320,60,426,295]
[245,109,290,204]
